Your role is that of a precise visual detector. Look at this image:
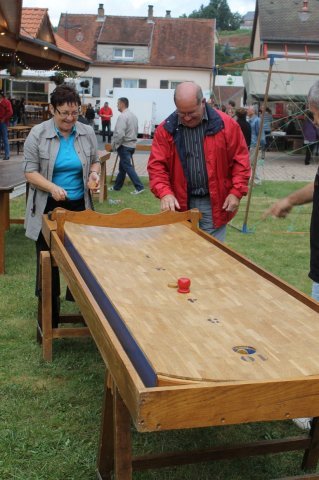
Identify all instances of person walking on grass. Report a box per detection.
[109,97,144,195]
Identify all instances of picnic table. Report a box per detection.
[7,125,32,155]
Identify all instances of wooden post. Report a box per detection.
[97,372,115,480]
[97,375,133,480]
[302,417,319,470]
[0,191,10,274]
[114,386,133,479]
[40,251,53,362]
[242,56,274,233]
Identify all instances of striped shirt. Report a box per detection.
[179,109,209,196]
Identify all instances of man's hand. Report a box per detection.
[263,198,293,219]
[222,194,240,212]
[160,194,180,211]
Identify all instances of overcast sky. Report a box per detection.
[22,0,256,27]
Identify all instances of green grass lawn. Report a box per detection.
[0,179,316,480]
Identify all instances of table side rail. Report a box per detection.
[64,232,157,388]
[50,232,145,421]
[136,376,319,432]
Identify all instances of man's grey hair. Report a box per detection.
[308,80,319,109]
[247,104,258,114]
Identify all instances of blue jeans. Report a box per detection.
[114,146,144,192]
[311,282,319,301]
[189,195,227,242]
[0,122,10,158]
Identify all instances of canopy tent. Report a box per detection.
[0,0,91,71]
[242,58,319,102]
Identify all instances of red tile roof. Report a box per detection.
[150,18,215,69]
[21,8,48,38]
[57,14,215,69]
[20,8,90,64]
[57,14,103,59]
[55,34,91,62]
[98,17,154,45]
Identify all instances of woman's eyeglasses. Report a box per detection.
[55,108,80,118]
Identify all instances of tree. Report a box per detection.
[187,0,242,31]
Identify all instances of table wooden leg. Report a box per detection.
[40,251,53,362]
[99,161,107,203]
[110,154,118,184]
[97,372,114,480]
[114,385,132,479]
[0,224,5,275]
[0,192,10,274]
[302,417,319,470]
[97,373,132,480]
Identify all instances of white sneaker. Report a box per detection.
[292,417,312,430]
[130,189,144,195]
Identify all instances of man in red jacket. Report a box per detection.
[0,90,13,160]
[99,101,113,143]
[147,81,251,241]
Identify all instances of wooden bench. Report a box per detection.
[8,137,25,154]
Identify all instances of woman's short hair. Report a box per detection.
[50,84,81,108]
[235,107,247,118]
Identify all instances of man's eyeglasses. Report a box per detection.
[176,110,200,119]
[176,102,203,119]
[55,108,80,118]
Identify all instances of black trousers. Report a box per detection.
[101,120,111,143]
[35,197,85,326]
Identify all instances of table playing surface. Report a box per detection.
[63,220,319,386]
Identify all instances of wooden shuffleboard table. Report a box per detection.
[39,208,319,479]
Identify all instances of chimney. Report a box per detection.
[165,10,171,18]
[148,5,154,19]
[98,3,104,17]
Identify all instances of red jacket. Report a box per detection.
[99,106,113,121]
[147,106,251,228]
[0,97,13,123]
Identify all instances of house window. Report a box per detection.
[112,78,147,88]
[68,77,93,96]
[139,79,147,88]
[123,79,138,88]
[160,80,181,89]
[113,78,122,87]
[160,80,169,89]
[113,48,134,60]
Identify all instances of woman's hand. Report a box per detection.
[50,185,68,201]
[87,171,100,192]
